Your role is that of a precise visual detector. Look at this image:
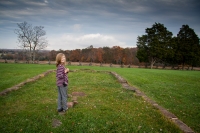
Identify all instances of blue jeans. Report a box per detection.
[57,86,67,110]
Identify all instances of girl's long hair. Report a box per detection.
[56,53,66,67]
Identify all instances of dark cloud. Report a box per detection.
[0,0,199,50]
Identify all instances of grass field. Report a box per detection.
[72,66,200,132]
[0,63,200,132]
[0,63,54,92]
[112,67,200,132]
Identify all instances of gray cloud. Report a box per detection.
[0,0,199,50]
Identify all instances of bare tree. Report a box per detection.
[15,21,48,62]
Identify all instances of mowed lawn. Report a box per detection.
[73,66,200,132]
[0,63,200,132]
[113,67,200,132]
[0,63,55,92]
[0,68,181,132]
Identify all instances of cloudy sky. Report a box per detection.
[0,0,200,50]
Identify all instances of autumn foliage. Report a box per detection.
[48,45,139,65]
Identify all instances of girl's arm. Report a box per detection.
[57,66,65,79]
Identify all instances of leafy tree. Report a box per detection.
[165,37,179,68]
[48,50,57,61]
[81,48,90,62]
[96,48,103,63]
[131,48,139,65]
[84,45,95,62]
[102,47,113,63]
[123,48,134,65]
[136,35,149,63]
[177,25,200,69]
[70,49,81,62]
[136,23,173,69]
[15,21,48,62]
[112,46,123,64]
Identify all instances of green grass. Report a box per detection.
[1,63,200,132]
[112,68,200,132]
[0,70,181,132]
[68,66,200,132]
[0,63,54,91]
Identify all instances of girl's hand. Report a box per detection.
[65,68,69,73]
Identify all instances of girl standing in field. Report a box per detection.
[56,53,69,113]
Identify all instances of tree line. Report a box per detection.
[137,23,200,69]
[48,46,139,65]
[1,46,139,65]
[13,22,200,69]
